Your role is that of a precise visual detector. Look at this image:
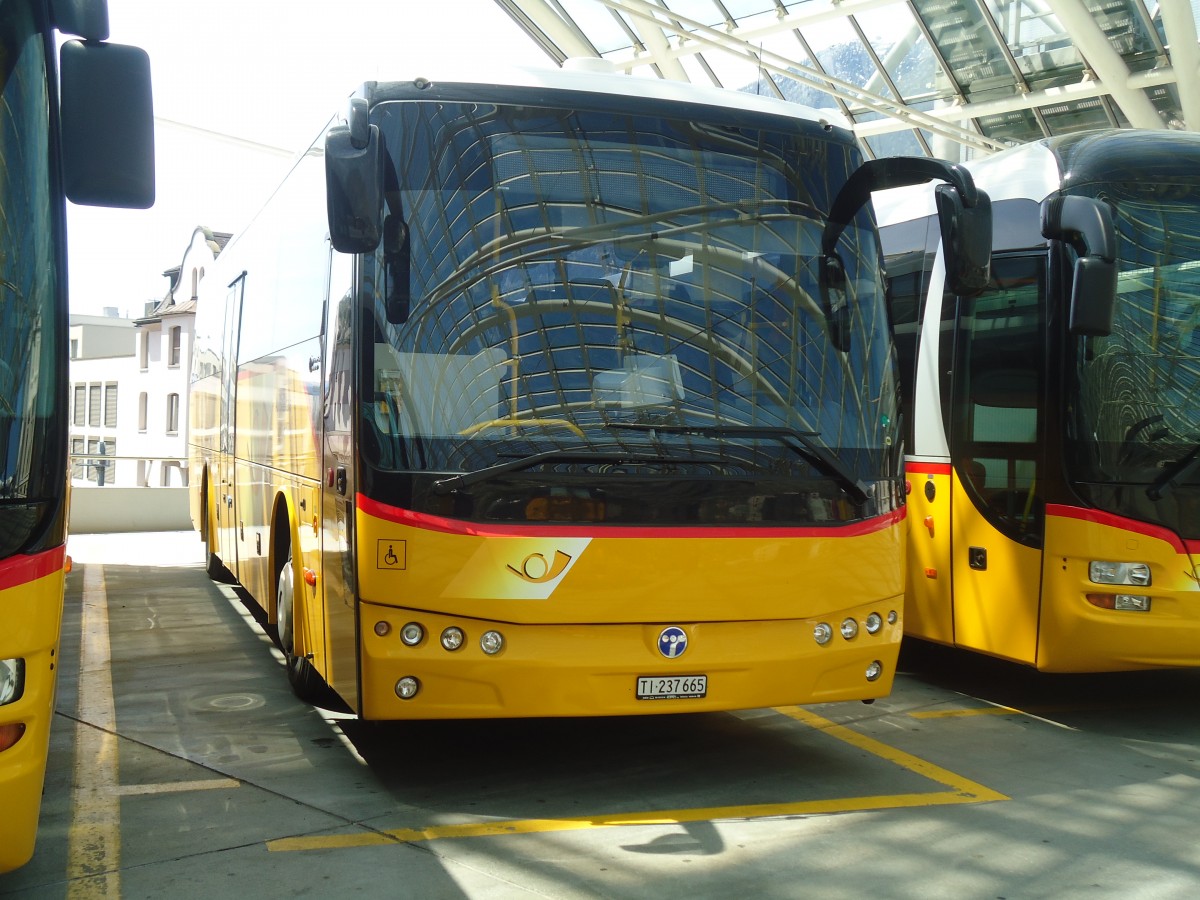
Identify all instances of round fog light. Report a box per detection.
[395,676,420,699]
[400,622,424,646]
[865,660,883,682]
[813,622,833,645]
[840,618,859,640]
[480,631,505,655]
[373,621,391,638]
[887,610,898,625]
[440,627,464,651]
[864,612,882,634]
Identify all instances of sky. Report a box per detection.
[65,0,545,316]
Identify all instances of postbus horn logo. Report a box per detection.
[507,550,573,584]
[658,626,688,658]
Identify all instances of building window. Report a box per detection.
[70,339,79,359]
[138,392,148,432]
[87,438,114,485]
[166,393,180,434]
[139,331,149,370]
[104,382,118,427]
[88,383,101,426]
[169,325,182,367]
[70,436,85,480]
[73,384,85,426]
[161,460,188,487]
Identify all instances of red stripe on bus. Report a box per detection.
[357,494,904,539]
[904,461,951,475]
[1045,504,1195,556]
[0,546,66,592]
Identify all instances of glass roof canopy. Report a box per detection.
[495,0,1199,161]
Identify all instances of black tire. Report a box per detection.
[276,545,325,704]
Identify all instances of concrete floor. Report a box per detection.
[2,531,1199,899]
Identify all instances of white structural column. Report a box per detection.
[1158,0,1200,130]
[1041,0,1163,129]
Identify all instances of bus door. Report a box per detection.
[947,255,1047,664]
[217,275,245,575]
[320,247,359,705]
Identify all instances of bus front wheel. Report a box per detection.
[276,544,323,704]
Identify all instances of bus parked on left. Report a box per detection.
[0,0,153,873]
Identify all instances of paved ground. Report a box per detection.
[2,531,1199,899]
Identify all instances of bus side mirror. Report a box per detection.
[934,183,991,296]
[326,98,384,254]
[1042,196,1117,336]
[60,40,155,208]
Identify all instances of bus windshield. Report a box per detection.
[360,100,896,521]
[0,3,59,555]
[1068,187,1200,526]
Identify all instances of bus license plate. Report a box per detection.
[636,675,707,700]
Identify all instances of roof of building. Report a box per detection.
[496,0,1198,162]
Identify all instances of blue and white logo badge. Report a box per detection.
[657,626,688,659]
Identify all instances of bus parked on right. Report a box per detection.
[877,129,1199,672]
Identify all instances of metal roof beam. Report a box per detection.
[1040,0,1162,129]
[495,0,598,62]
[1159,0,1200,130]
[597,0,1006,152]
[854,64,1183,140]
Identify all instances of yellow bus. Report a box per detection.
[0,0,153,873]
[877,129,1200,673]
[189,63,989,719]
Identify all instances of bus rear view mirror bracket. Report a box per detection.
[822,156,993,351]
[1041,195,1117,337]
[326,98,384,254]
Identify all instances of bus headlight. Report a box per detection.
[0,658,24,706]
[440,627,464,651]
[1089,561,1151,586]
[400,623,425,646]
[864,612,883,634]
[840,618,859,640]
[813,623,833,645]
[865,660,883,682]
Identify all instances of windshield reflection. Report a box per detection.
[362,100,898,504]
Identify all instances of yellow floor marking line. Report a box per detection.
[115,779,242,797]
[268,706,1007,853]
[67,565,121,899]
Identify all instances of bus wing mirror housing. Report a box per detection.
[934,183,992,296]
[1041,196,1117,336]
[326,101,384,254]
[60,40,155,208]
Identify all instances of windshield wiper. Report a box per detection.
[430,449,671,494]
[1147,440,1200,501]
[604,423,870,504]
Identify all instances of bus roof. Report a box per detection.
[358,58,849,132]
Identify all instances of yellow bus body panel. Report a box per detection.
[0,553,65,873]
[949,472,1042,665]
[355,502,904,719]
[902,463,955,644]
[1038,507,1200,672]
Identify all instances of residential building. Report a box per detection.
[68,225,230,491]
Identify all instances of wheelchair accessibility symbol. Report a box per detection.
[376,540,406,570]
